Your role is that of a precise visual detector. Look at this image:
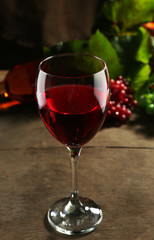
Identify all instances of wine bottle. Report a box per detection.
[0,60,40,103]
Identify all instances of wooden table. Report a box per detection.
[0,71,154,240]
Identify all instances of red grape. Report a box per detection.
[107,76,137,123]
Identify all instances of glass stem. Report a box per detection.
[68,147,82,200]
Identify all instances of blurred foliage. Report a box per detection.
[93,0,154,35]
[44,0,154,113]
[92,0,154,101]
[44,30,122,80]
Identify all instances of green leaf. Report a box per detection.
[136,73,154,97]
[43,30,123,79]
[87,30,123,79]
[93,0,154,35]
[110,27,152,79]
[65,40,88,53]
[131,64,151,99]
[91,0,153,104]
[135,27,152,63]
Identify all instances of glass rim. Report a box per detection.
[39,53,107,79]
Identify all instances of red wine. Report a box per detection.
[37,85,109,147]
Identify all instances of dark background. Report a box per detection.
[0,0,100,69]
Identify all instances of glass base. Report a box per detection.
[47,196,103,235]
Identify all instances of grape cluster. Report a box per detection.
[107,76,137,122]
[138,86,154,115]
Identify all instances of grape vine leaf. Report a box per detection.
[135,27,152,64]
[109,27,152,97]
[131,64,151,99]
[87,30,123,78]
[43,30,123,79]
[111,27,152,68]
[135,73,154,99]
[93,0,154,35]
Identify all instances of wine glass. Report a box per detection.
[35,53,110,235]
